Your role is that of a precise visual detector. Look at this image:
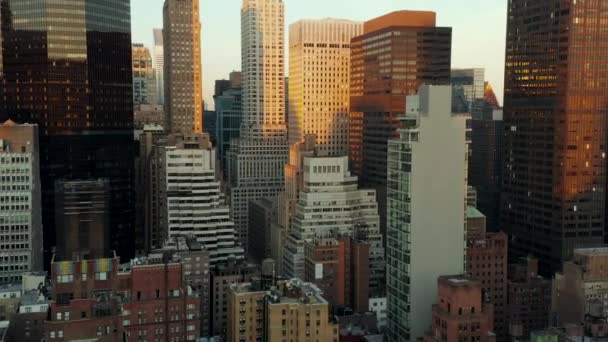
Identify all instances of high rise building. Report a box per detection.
[227,279,339,342]
[227,0,289,245]
[248,197,276,262]
[282,156,384,296]
[163,0,203,134]
[153,28,165,106]
[215,88,243,174]
[469,107,504,231]
[419,276,495,342]
[501,0,608,275]
[349,11,452,237]
[0,0,135,263]
[54,180,111,261]
[465,207,508,339]
[132,43,158,105]
[288,19,362,155]
[451,68,486,118]
[137,124,165,252]
[0,121,43,284]
[268,136,318,275]
[386,85,467,341]
[155,134,245,264]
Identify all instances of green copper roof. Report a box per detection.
[466,206,486,219]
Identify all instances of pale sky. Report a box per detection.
[131,0,507,109]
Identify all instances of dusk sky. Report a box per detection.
[131,0,507,109]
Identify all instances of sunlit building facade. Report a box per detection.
[163,0,203,134]
[501,0,608,275]
[227,0,289,245]
[132,43,157,105]
[288,19,362,156]
[386,85,467,341]
[153,28,165,106]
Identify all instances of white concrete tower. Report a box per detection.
[386,85,467,341]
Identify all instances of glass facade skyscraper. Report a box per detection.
[501,0,608,275]
[0,0,135,262]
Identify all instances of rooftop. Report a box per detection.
[574,247,608,256]
[439,275,479,288]
[466,206,486,219]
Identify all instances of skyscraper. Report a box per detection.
[451,68,485,118]
[470,106,504,231]
[501,0,608,274]
[132,43,158,105]
[0,0,135,262]
[154,134,245,264]
[163,0,203,134]
[349,11,452,237]
[153,28,165,106]
[227,0,288,245]
[386,85,467,341]
[288,19,362,156]
[0,121,43,284]
[282,156,385,296]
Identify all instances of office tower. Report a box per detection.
[304,235,370,312]
[137,125,165,252]
[248,197,276,262]
[54,180,111,261]
[210,262,260,336]
[45,253,201,341]
[282,156,384,293]
[465,207,508,339]
[154,133,244,264]
[470,108,504,231]
[215,88,243,173]
[227,0,288,245]
[350,11,452,237]
[203,110,217,142]
[132,43,158,105]
[386,85,467,341]
[152,236,211,337]
[451,68,486,118]
[506,257,552,340]
[163,0,203,134]
[501,0,608,275]
[227,279,339,342]
[215,80,232,99]
[419,276,495,342]
[288,19,362,155]
[268,136,318,275]
[0,121,42,284]
[153,28,165,106]
[0,0,135,263]
[553,248,608,336]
